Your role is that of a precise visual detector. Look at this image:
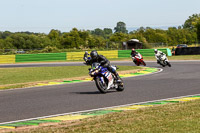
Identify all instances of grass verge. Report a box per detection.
[0,65,142,90]
[11,99,200,133]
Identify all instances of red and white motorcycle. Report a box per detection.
[131,53,146,66]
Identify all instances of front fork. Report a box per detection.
[96,76,105,84]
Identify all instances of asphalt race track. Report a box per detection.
[0,61,200,123]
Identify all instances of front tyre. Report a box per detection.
[95,77,107,93]
[142,60,146,66]
[166,61,171,67]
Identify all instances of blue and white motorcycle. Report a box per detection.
[89,62,124,93]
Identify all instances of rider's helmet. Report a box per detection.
[90,50,98,60]
[154,49,158,54]
[132,48,135,53]
[85,51,88,54]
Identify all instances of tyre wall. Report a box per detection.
[0,55,15,64]
[15,53,66,63]
[0,49,171,64]
[66,50,118,61]
[175,47,200,55]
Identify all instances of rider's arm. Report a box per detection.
[155,54,159,60]
[83,53,88,61]
[83,57,87,62]
[99,55,109,65]
[84,58,92,65]
[158,51,165,55]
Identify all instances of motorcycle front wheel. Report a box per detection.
[95,77,108,93]
[142,60,146,66]
[166,61,171,67]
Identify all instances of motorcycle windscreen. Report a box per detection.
[91,62,100,69]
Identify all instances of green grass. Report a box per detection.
[0,65,142,87]
[14,99,200,133]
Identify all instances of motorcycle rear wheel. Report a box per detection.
[116,78,124,92]
[95,77,108,93]
[116,84,124,91]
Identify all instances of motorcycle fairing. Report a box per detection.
[102,71,114,90]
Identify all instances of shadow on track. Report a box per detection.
[71,90,117,95]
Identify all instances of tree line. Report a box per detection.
[0,14,200,54]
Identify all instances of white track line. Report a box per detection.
[0,93,199,125]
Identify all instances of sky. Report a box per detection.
[0,0,200,33]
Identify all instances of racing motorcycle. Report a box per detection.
[157,53,171,67]
[131,53,146,66]
[83,56,91,65]
[89,62,124,93]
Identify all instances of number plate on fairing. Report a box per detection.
[103,71,114,90]
[103,71,113,82]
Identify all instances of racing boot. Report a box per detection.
[114,72,122,83]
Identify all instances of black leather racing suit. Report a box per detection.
[130,51,139,64]
[87,55,120,80]
[130,51,138,57]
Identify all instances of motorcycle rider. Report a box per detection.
[154,49,166,64]
[130,48,139,64]
[83,51,90,64]
[87,50,122,82]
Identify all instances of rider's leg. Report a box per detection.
[157,60,160,64]
[106,64,121,82]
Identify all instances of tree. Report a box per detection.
[91,28,104,36]
[196,21,200,43]
[47,29,62,48]
[114,22,128,33]
[183,14,200,31]
[0,31,12,39]
[103,28,112,35]
[110,33,125,42]
[48,29,61,40]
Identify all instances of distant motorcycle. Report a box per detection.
[89,62,124,93]
[132,53,146,66]
[83,57,91,65]
[157,53,171,67]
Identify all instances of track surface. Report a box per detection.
[0,61,200,123]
